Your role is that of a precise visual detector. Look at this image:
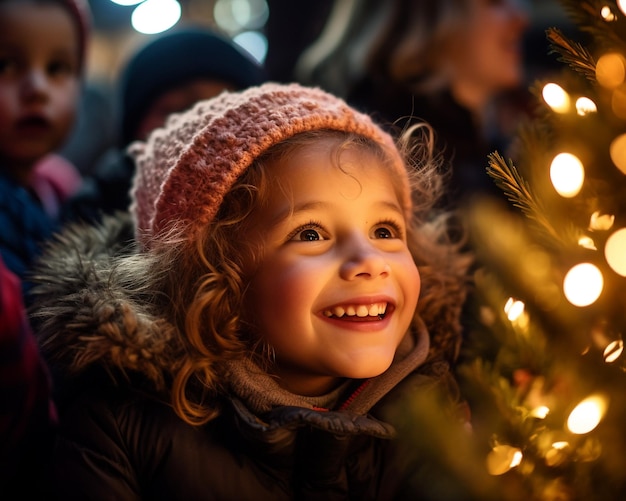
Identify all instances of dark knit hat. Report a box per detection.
[118,26,267,146]
[59,0,91,71]
[128,82,410,250]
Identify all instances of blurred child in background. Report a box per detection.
[0,0,89,300]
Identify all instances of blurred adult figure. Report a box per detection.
[296,0,529,208]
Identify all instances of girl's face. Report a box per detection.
[449,0,528,96]
[242,138,420,396]
[0,1,80,176]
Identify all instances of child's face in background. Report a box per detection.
[0,1,80,175]
[242,138,420,396]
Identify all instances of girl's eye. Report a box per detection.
[299,229,322,241]
[374,227,393,239]
[288,222,327,242]
[48,59,75,78]
[372,220,403,239]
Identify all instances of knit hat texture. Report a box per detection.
[118,27,267,146]
[60,0,91,71]
[129,82,409,249]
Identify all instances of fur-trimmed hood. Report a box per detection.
[29,214,181,395]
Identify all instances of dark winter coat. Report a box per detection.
[29,215,471,500]
[0,171,59,300]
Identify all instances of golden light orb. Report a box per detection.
[601,5,617,21]
[610,133,626,174]
[563,263,603,307]
[550,153,585,197]
[542,83,570,113]
[605,228,626,276]
[603,339,624,363]
[596,53,626,89]
[575,96,597,115]
[486,445,523,475]
[589,211,615,231]
[567,395,608,434]
[504,297,525,321]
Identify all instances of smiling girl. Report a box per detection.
[31,83,472,499]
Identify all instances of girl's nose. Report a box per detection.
[21,69,49,101]
[339,234,391,280]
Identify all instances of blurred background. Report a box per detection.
[67,0,573,175]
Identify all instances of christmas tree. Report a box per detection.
[455,0,626,499]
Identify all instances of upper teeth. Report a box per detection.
[323,303,387,318]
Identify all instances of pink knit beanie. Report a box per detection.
[129,82,410,248]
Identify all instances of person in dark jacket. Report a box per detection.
[31,83,475,499]
[64,25,267,225]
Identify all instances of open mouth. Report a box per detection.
[322,302,388,320]
[16,116,51,134]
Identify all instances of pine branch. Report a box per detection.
[557,0,626,50]
[486,152,566,246]
[546,28,597,82]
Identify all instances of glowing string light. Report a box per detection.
[575,97,597,115]
[550,153,584,197]
[567,395,608,434]
[486,445,523,475]
[563,263,603,307]
[596,53,626,89]
[601,5,617,21]
[603,339,624,363]
[605,228,626,276]
[610,133,626,174]
[542,83,570,113]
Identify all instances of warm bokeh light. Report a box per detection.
[610,133,626,174]
[486,445,523,475]
[603,339,624,363]
[612,86,626,119]
[605,228,626,276]
[567,395,608,434]
[504,297,525,321]
[596,53,626,89]
[542,83,570,113]
[578,236,596,250]
[563,263,603,307]
[601,5,617,21]
[575,96,597,115]
[131,0,181,34]
[550,153,585,197]
[530,406,550,419]
[618,0,626,16]
[589,211,615,231]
